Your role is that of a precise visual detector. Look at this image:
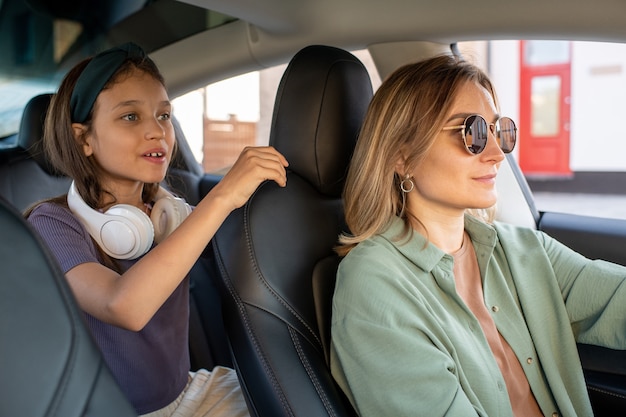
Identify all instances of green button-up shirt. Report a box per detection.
[331,215,626,417]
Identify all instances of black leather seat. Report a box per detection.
[0,93,71,212]
[212,45,373,417]
[0,195,137,417]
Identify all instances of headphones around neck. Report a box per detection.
[67,181,191,260]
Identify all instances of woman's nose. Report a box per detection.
[483,127,505,161]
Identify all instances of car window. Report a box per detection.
[172,49,381,175]
[173,39,626,221]
[460,40,626,220]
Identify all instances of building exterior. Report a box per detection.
[491,40,626,194]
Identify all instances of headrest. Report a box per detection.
[16,93,59,175]
[269,45,373,197]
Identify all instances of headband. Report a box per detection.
[70,42,146,123]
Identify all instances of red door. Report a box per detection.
[519,40,572,176]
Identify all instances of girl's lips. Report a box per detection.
[141,149,168,163]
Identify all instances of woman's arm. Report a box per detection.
[541,231,626,348]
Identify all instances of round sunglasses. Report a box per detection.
[442,114,517,155]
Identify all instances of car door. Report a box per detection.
[537,212,626,416]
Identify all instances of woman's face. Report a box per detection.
[77,68,175,202]
[405,80,505,220]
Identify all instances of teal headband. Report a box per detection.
[70,42,146,123]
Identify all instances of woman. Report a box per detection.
[27,42,288,416]
[330,54,626,417]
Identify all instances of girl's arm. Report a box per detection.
[66,146,288,331]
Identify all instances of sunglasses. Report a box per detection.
[442,114,517,155]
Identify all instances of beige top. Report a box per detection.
[452,232,543,417]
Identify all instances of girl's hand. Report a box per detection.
[209,146,289,211]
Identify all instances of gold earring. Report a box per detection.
[400,175,414,193]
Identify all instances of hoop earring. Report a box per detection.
[400,175,414,193]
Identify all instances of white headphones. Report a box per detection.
[67,181,191,260]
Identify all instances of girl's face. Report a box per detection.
[77,68,175,203]
[404,80,505,220]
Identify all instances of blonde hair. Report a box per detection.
[337,54,498,256]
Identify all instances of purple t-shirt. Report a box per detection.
[28,202,190,414]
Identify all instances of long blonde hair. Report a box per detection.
[337,54,498,256]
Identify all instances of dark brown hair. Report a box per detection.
[26,50,167,271]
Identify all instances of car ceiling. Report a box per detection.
[180,0,626,44]
[16,0,626,98]
[155,0,626,96]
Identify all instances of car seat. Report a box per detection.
[211,45,373,417]
[0,194,137,417]
[167,115,205,206]
[0,93,71,212]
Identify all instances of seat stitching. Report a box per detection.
[243,183,323,348]
[214,229,295,417]
[289,326,336,417]
[588,385,626,400]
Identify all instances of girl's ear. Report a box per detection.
[72,123,93,157]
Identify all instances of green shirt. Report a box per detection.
[331,215,626,417]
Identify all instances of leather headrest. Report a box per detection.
[269,45,373,197]
[16,93,58,175]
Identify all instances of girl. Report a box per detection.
[27,42,288,416]
[330,54,626,417]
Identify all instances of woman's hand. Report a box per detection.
[209,146,289,211]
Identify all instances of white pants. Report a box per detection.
[141,366,249,417]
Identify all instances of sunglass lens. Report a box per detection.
[498,117,517,154]
[465,115,488,154]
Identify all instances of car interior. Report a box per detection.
[2,0,626,416]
